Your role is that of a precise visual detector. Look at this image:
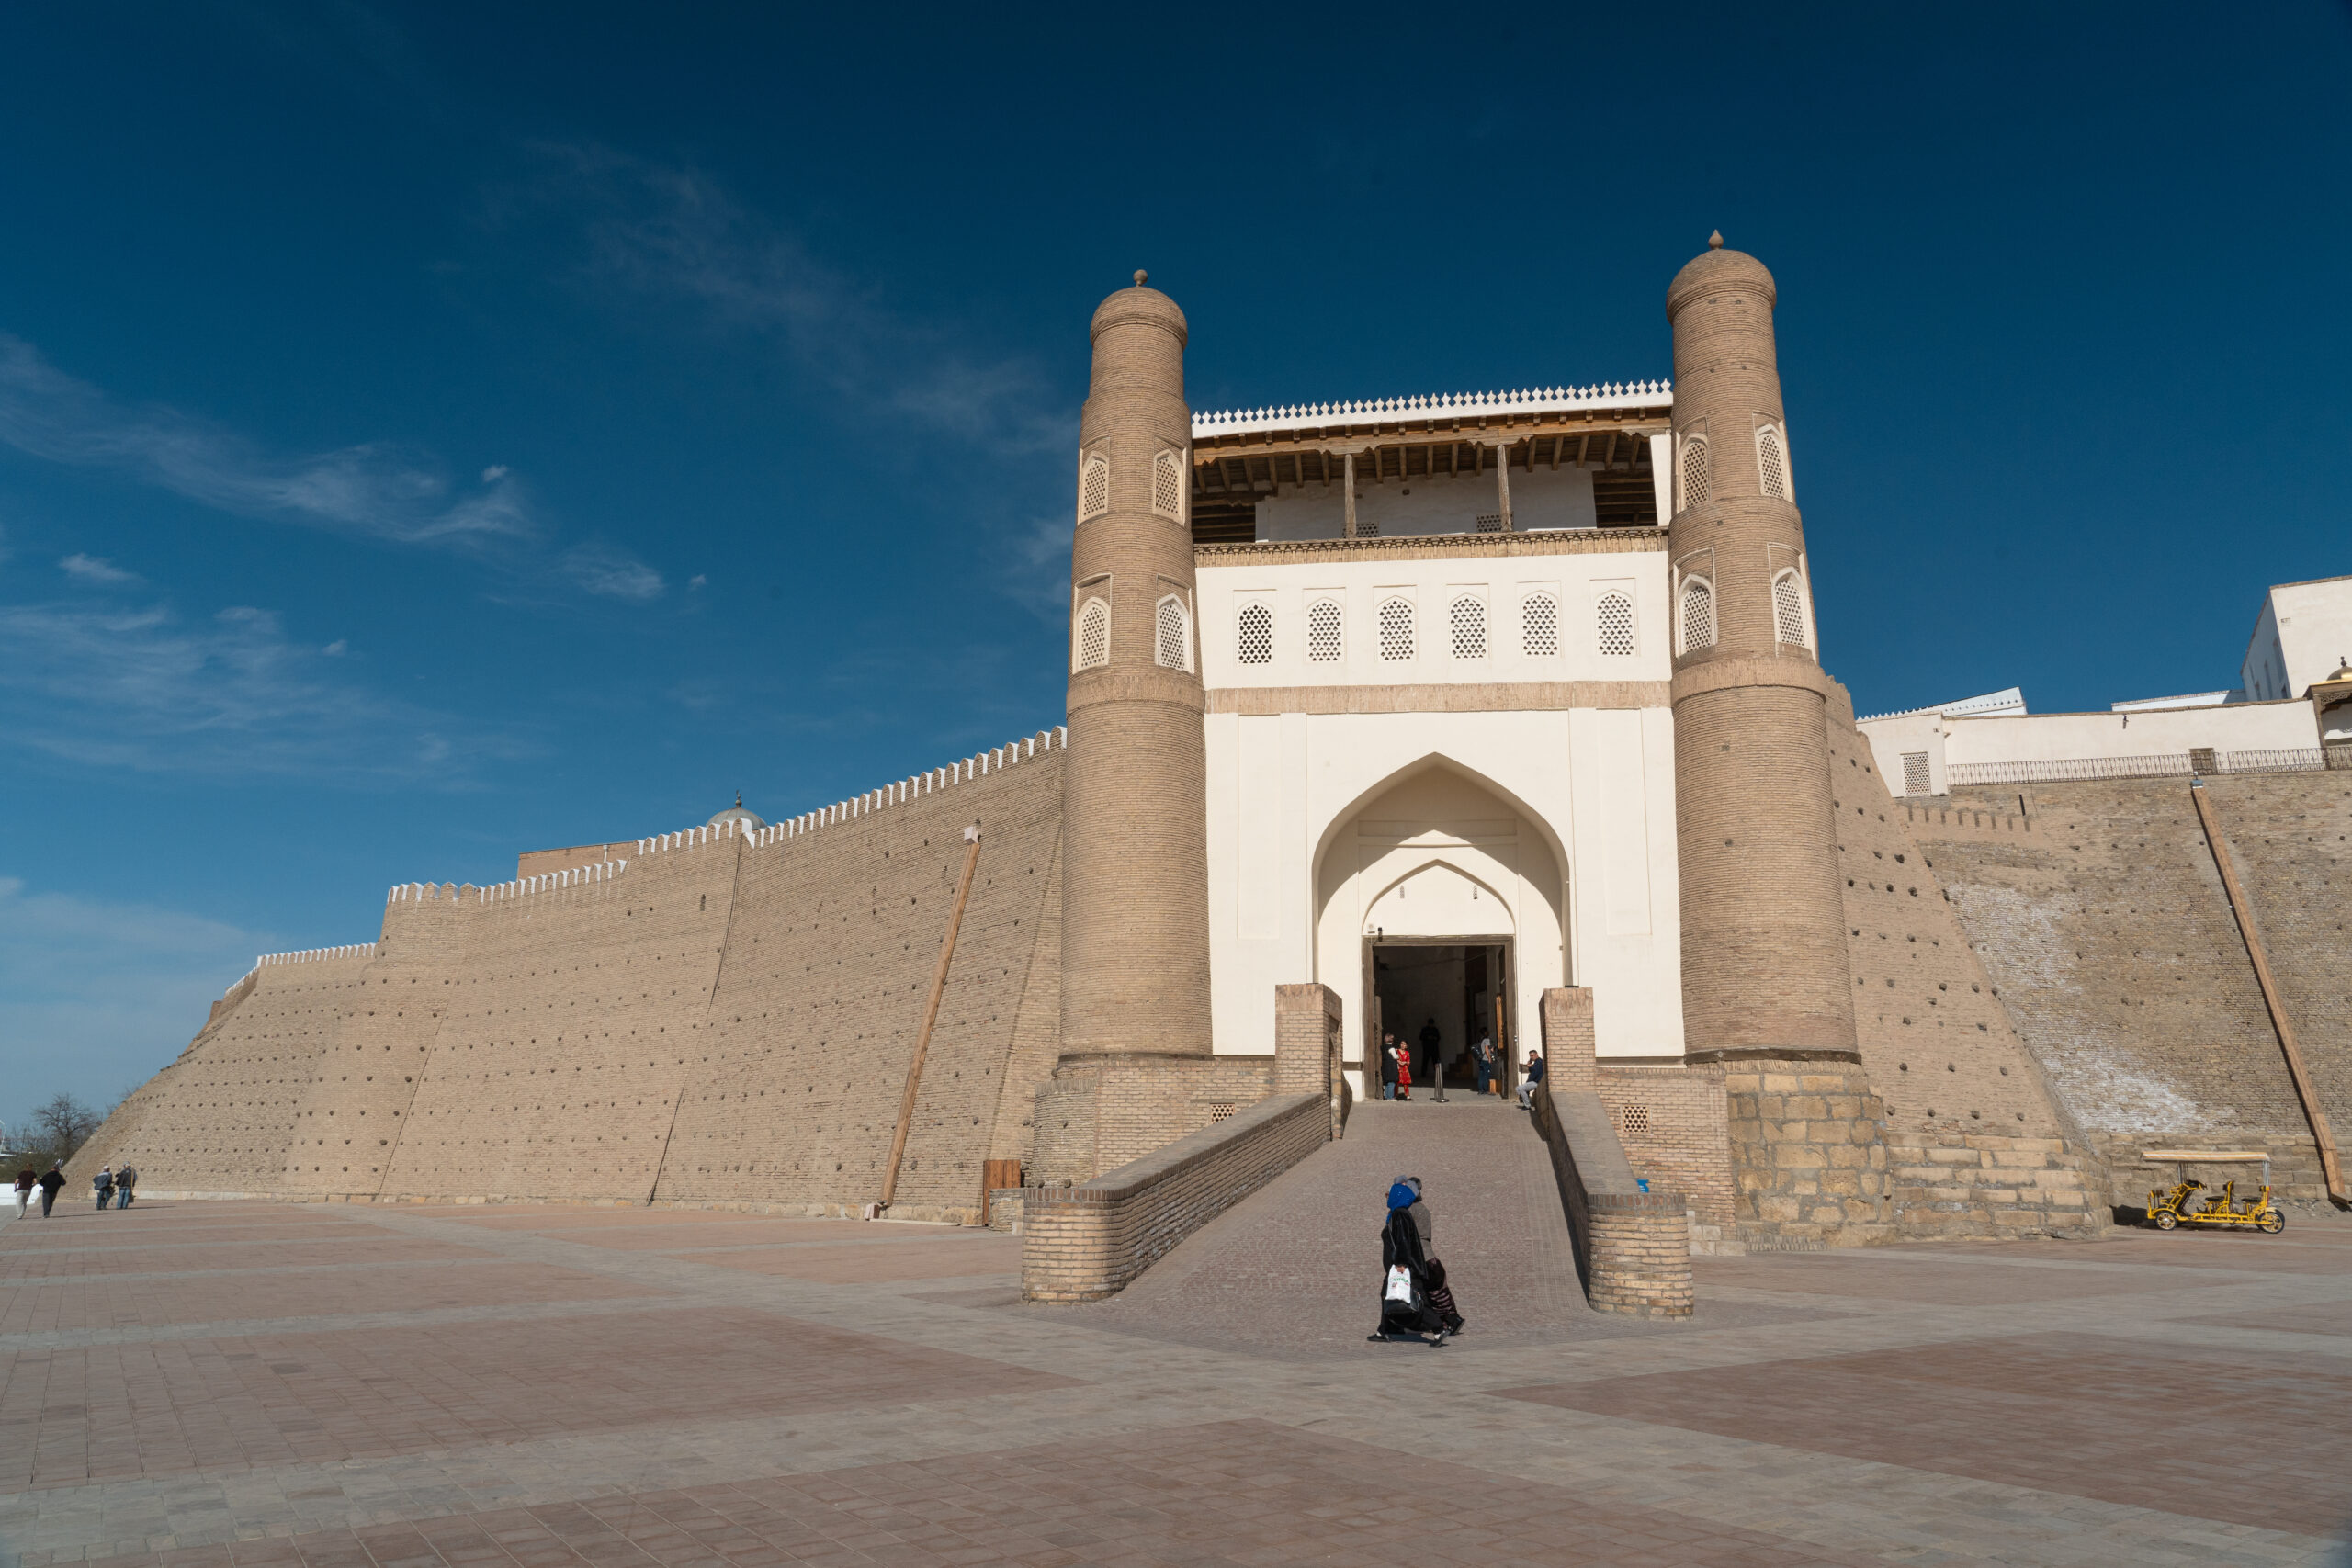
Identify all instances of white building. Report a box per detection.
[2242,574,2352,705]
[1858,575,2351,795]
[1187,388,1690,1094]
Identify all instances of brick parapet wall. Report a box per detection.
[1594,1065,1736,1236]
[1274,983,1344,1140]
[1021,1091,1328,1302]
[1030,1052,1279,1187]
[1528,1081,1692,1318]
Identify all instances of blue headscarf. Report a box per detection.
[1386,1181,1417,1212]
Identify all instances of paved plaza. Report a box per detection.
[6,1111,2352,1567]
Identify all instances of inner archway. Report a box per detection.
[1313,759,1566,1100]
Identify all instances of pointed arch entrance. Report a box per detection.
[1312,758,1566,1099]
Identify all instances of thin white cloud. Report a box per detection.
[0,333,536,549]
[534,144,1071,458]
[0,874,273,1114]
[60,552,140,584]
[559,539,666,601]
[0,595,529,782]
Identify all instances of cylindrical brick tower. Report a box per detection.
[1058,272,1213,1066]
[1665,234,1889,1246]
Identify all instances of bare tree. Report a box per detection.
[20,1094,103,1168]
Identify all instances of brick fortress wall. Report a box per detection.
[1917,770,2352,1209]
[74,737,1077,1224]
[1825,699,2105,1235]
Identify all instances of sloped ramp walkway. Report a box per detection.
[1061,1096,1668,1357]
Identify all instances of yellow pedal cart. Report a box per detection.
[2147,1179,2286,1233]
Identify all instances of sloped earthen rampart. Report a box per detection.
[1917,770,2352,1208]
[74,733,1080,1224]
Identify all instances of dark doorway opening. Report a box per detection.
[1366,940,1512,1100]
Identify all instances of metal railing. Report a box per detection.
[1946,748,2331,788]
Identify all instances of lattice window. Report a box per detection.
[1079,454,1110,520]
[1902,752,1930,796]
[1772,570,1807,646]
[1596,592,1634,657]
[1356,517,1381,538]
[1620,1104,1650,1135]
[1236,602,1273,664]
[1155,595,1190,670]
[1207,1101,1238,1122]
[1306,600,1343,662]
[1757,426,1788,501]
[1522,592,1560,658]
[1075,597,1110,671]
[1449,597,1487,659]
[1474,513,1505,534]
[1679,434,1710,510]
[1151,449,1183,519]
[1377,598,1414,661]
[1679,578,1714,653]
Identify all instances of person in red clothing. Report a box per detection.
[1394,1044,1413,1101]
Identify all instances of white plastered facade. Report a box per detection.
[1196,542,1686,1097]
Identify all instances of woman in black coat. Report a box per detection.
[1370,1181,1448,1345]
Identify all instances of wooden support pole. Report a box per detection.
[878,823,982,1213]
[1342,450,1357,537]
[2190,782,2347,1205]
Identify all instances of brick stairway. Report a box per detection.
[1057,1095,1634,1355]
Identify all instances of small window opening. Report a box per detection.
[1236,602,1272,664]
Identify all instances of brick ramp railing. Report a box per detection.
[1022,1092,1329,1303]
[1530,1082,1693,1317]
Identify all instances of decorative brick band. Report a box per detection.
[1021,1091,1329,1303]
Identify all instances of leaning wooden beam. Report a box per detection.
[878,823,984,1213]
[2190,782,2347,1204]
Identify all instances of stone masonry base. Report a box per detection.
[1720,1060,1895,1250]
[1888,1131,2107,1239]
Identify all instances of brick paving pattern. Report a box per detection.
[5,1136,2351,1567]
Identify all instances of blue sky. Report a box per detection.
[3,3,2348,1114]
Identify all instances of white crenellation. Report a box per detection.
[1192,381,1672,438]
[253,942,379,969]
[374,725,1072,913]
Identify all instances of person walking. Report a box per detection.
[1370,1180,1448,1346]
[93,1166,116,1211]
[1391,1175,1464,1335]
[12,1166,32,1219]
[115,1164,137,1209]
[1517,1048,1546,1109]
[38,1165,64,1217]
[1378,1034,1400,1100]
[1472,1032,1497,1096]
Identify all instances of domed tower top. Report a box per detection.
[706,793,767,832]
[1091,270,1188,346]
[1667,231,1777,321]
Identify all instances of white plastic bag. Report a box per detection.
[1384,1265,1414,1303]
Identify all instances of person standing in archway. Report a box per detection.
[1418,1018,1442,1090]
[1379,1033,1400,1100]
[1473,1032,1497,1096]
